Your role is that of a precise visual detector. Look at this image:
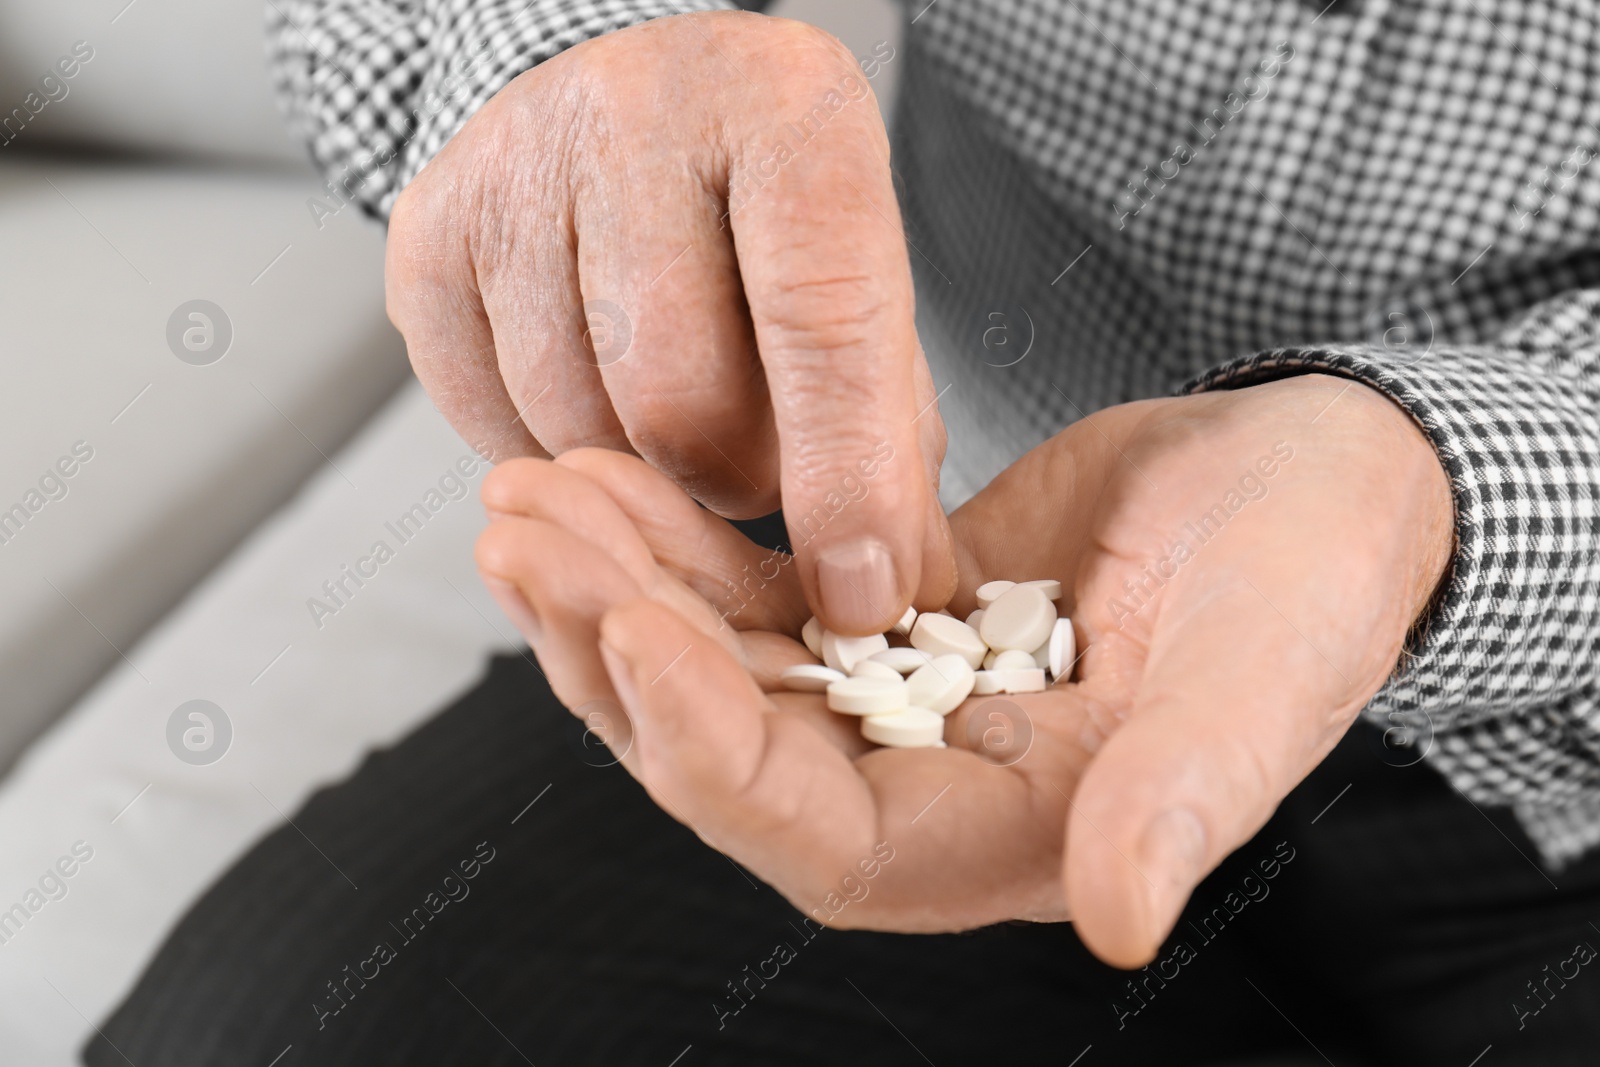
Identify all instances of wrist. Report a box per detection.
[1328,376,1456,624]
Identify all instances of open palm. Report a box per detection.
[476,373,1451,966]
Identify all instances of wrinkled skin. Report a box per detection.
[475,373,1453,967]
[387,11,955,637]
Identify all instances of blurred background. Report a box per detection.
[0,1,894,1063]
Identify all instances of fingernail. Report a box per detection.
[1139,808,1207,939]
[598,640,640,717]
[816,537,901,633]
[483,576,542,645]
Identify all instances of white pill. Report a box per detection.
[780,664,847,692]
[891,605,918,637]
[975,580,1016,608]
[989,667,1047,693]
[869,647,934,674]
[852,659,903,682]
[909,613,988,668]
[980,585,1057,652]
[801,617,824,658]
[821,630,889,674]
[971,671,1004,695]
[991,648,1038,672]
[861,706,945,748]
[1048,618,1076,680]
[965,608,986,630]
[1018,578,1063,602]
[905,654,976,715]
[826,676,908,716]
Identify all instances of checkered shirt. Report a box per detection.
[268,0,1600,867]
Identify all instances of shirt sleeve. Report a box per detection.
[1188,285,1600,867]
[264,0,767,221]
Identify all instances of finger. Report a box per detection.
[1063,579,1354,967]
[479,509,872,760]
[556,448,810,635]
[471,166,635,456]
[482,458,660,587]
[573,41,780,516]
[385,167,545,464]
[725,39,949,634]
[743,630,821,690]
[597,596,878,886]
[908,338,960,613]
[480,456,748,656]
[475,517,653,775]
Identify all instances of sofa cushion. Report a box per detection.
[0,153,407,766]
[0,1,305,165]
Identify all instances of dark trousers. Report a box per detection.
[89,652,1600,1066]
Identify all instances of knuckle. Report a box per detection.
[761,16,858,75]
[784,430,891,489]
[761,273,893,358]
[920,403,949,465]
[561,38,631,122]
[384,173,450,291]
[620,390,696,452]
[621,417,722,488]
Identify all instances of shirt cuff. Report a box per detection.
[1186,338,1600,863]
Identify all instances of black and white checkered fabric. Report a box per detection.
[268,0,1600,866]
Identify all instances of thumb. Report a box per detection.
[727,72,952,634]
[1064,579,1355,967]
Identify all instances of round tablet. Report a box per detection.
[869,647,934,674]
[851,659,903,682]
[821,630,889,674]
[991,648,1038,672]
[801,617,824,658]
[1018,578,1063,602]
[861,706,945,748]
[780,664,846,692]
[909,613,988,668]
[980,585,1057,652]
[825,676,908,716]
[891,606,918,637]
[987,667,1047,693]
[1047,618,1076,680]
[975,580,1016,608]
[905,654,976,715]
[965,608,986,630]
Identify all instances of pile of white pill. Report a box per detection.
[778,580,1076,749]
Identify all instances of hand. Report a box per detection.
[474,373,1453,966]
[386,10,954,634]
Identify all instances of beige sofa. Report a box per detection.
[0,0,409,766]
